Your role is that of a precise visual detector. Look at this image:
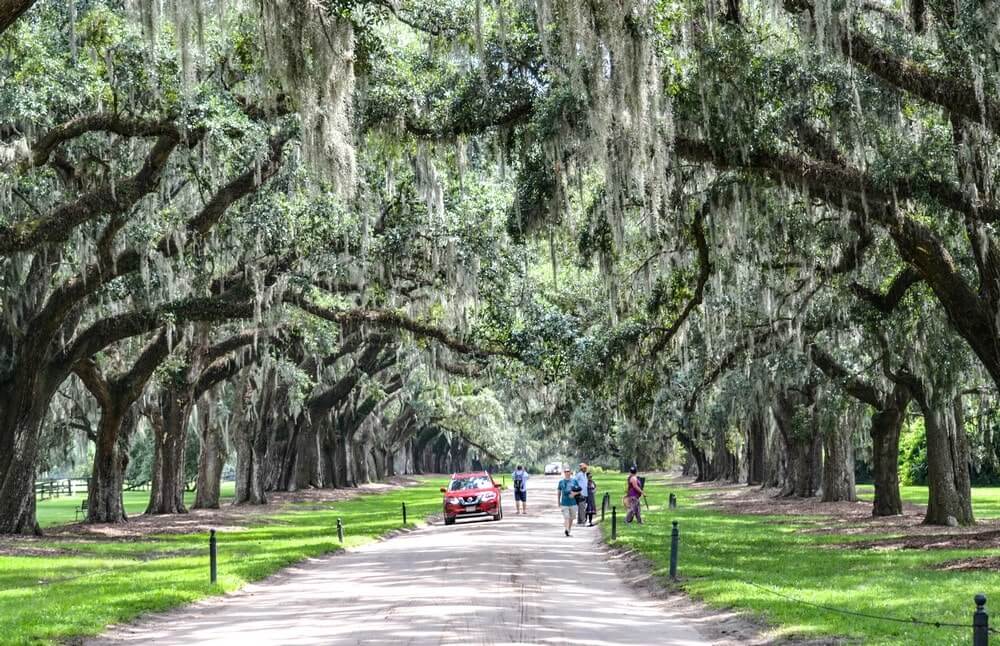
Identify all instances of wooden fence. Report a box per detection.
[34,478,88,500]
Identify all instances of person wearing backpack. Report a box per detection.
[625,466,644,524]
[512,465,529,514]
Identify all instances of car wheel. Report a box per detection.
[493,505,503,521]
[444,516,455,526]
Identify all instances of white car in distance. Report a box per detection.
[543,462,562,475]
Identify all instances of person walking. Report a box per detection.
[625,466,644,524]
[574,463,589,525]
[512,465,529,514]
[586,471,597,526]
[558,467,578,536]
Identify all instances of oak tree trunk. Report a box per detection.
[773,390,822,498]
[146,390,192,515]
[821,423,856,502]
[293,419,322,490]
[746,411,766,485]
[87,407,138,523]
[351,435,371,484]
[193,401,226,510]
[922,397,974,525]
[869,394,907,516]
[0,378,51,535]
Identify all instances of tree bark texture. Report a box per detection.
[193,397,226,509]
[773,389,822,498]
[921,397,974,525]
[87,407,138,523]
[746,410,766,486]
[869,389,908,516]
[146,388,193,515]
[820,423,856,502]
[0,377,52,535]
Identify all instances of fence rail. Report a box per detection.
[34,478,159,500]
[33,478,89,500]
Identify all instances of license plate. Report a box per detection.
[463,504,477,511]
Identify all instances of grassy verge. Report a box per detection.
[2,478,447,645]
[600,475,1000,645]
[35,482,237,527]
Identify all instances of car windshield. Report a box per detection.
[449,477,492,491]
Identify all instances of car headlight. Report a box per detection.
[481,492,497,501]
[447,497,462,505]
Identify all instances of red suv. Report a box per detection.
[441,471,503,525]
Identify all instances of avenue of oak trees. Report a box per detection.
[6,0,1000,535]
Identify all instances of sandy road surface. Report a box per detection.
[89,476,707,645]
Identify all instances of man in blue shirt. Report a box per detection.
[574,463,589,525]
[557,467,577,536]
[512,465,529,514]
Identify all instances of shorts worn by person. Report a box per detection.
[626,466,644,524]
[574,463,589,525]
[512,466,529,514]
[558,469,578,536]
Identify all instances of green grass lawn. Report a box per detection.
[600,475,1000,645]
[35,481,237,527]
[3,478,447,645]
[856,483,1000,519]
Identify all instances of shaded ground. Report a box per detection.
[86,476,708,646]
[935,556,1000,572]
[688,480,1000,539]
[836,530,1000,551]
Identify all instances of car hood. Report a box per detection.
[444,487,497,498]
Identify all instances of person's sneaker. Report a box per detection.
[564,529,570,536]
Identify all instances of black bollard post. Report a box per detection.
[974,594,989,646]
[209,529,217,584]
[669,521,679,579]
[402,502,407,525]
[611,506,617,540]
[337,517,344,543]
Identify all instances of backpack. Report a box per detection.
[513,473,525,491]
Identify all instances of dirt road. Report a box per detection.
[89,476,707,645]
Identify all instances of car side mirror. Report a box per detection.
[440,487,447,493]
